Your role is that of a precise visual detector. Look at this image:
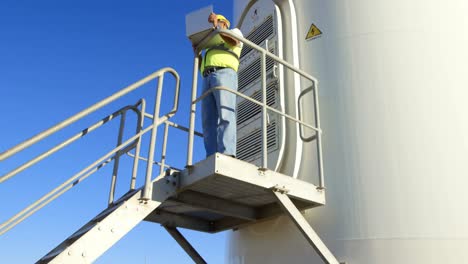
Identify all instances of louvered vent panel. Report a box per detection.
[237,122,277,161]
[237,82,277,126]
[238,53,275,92]
[237,12,279,165]
[240,16,274,59]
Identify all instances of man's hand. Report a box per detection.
[208,12,218,28]
[219,33,239,46]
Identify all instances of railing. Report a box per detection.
[0,68,181,235]
[0,28,325,237]
[187,29,325,189]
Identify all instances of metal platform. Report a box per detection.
[145,153,326,233]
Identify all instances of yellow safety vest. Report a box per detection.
[201,42,242,73]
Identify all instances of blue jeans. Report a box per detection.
[201,67,238,157]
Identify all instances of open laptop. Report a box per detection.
[185,5,223,49]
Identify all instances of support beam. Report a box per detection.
[212,217,251,232]
[144,210,212,232]
[172,190,257,221]
[272,190,341,264]
[164,226,207,264]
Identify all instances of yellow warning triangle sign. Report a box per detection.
[306,24,322,40]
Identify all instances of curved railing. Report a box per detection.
[0,67,181,235]
[188,28,325,189]
[0,27,325,237]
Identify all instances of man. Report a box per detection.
[199,12,243,157]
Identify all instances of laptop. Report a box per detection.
[186,5,223,49]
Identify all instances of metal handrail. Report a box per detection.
[143,114,204,137]
[0,67,180,163]
[0,68,181,235]
[188,29,325,189]
[141,74,180,199]
[125,118,202,173]
[108,102,143,205]
[194,86,320,132]
[0,104,182,235]
[0,67,180,188]
[0,103,142,184]
[298,85,317,142]
[0,124,153,235]
[126,151,181,172]
[194,29,318,83]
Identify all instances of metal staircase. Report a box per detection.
[36,189,158,264]
[0,30,342,264]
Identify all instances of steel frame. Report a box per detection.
[273,189,341,264]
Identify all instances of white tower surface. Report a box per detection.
[229,0,468,263]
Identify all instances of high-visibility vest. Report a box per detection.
[200,29,243,73]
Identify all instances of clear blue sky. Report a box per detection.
[0,1,234,263]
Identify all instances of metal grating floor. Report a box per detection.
[144,153,325,233]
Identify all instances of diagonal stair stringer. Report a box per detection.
[37,174,176,264]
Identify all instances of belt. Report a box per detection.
[203,66,226,77]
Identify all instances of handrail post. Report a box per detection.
[160,122,170,175]
[108,110,127,205]
[187,55,199,167]
[260,50,268,169]
[142,75,165,200]
[312,81,325,190]
[130,99,146,190]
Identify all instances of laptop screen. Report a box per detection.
[185,5,213,37]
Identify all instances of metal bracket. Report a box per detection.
[271,184,289,194]
[185,165,194,174]
[151,171,179,202]
[164,169,180,189]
